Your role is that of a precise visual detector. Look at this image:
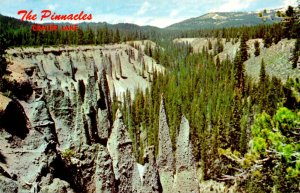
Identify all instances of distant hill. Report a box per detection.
[0,9,283,38]
[174,37,300,81]
[0,14,160,32]
[77,22,160,33]
[166,10,282,30]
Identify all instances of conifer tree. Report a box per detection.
[264,31,273,48]
[240,33,249,62]
[267,76,284,115]
[259,59,267,84]
[230,92,242,151]
[77,28,84,45]
[114,29,121,43]
[254,40,260,57]
[284,6,296,39]
[234,53,245,95]
[216,56,221,70]
[258,59,270,112]
[208,39,212,50]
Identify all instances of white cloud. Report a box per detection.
[282,0,298,8]
[47,3,59,11]
[147,17,186,27]
[137,1,151,15]
[211,0,257,12]
[92,13,187,28]
[170,9,180,17]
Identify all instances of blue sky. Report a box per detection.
[0,0,298,28]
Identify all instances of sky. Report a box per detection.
[0,0,298,28]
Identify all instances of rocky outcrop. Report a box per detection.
[142,146,162,193]
[40,178,75,193]
[175,116,195,172]
[97,69,112,143]
[107,109,142,193]
[157,96,174,171]
[0,94,29,139]
[6,44,164,99]
[173,116,199,193]
[0,176,18,193]
[95,145,116,193]
[157,96,174,193]
[0,43,208,193]
[0,94,11,115]
[1,44,119,192]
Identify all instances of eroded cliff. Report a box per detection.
[0,43,204,193]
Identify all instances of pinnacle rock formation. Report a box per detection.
[107,109,142,193]
[0,44,208,193]
[95,145,116,193]
[157,95,174,171]
[142,146,162,193]
[156,95,174,193]
[173,116,199,193]
[1,45,132,193]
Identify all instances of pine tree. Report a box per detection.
[259,59,267,84]
[214,38,224,55]
[87,28,94,44]
[264,31,273,48]
[254,40,260,57]
[230,92,242,151]
[267,76,283,115]
[240,33,249,63]
[208,39,212,50]
[77,28,84,45]
[258,59,270,112]
[216,56,221,70]
[114,29,121,43]
[103,25,110,44]
[234,52,245,96]
[111,85,119,121]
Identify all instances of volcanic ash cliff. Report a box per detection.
[0,44,200,193]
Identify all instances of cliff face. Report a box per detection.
[5,44,164,99]
[0,44,201,193]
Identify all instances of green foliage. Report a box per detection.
[214,38,224,55]
[274,107,299,133]
[244,107,300,191]
[286,6,295,17]
[281,5,300,39]
[258,59,268,109]
[1,7,299,191]
[284,78,300,110]
[233,52,245,95]
[116,40,258,179]
[0,15,150,47]
[240,33,249,63]
[115,39,297,187]
[62,149,76,160]
[263,30,273,48]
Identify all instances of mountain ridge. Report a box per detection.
[166,10,282,30]
[1,8,283,31]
